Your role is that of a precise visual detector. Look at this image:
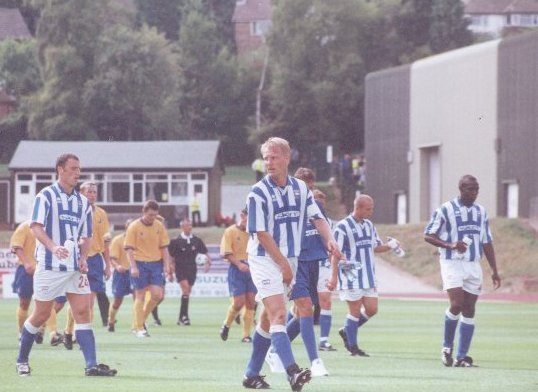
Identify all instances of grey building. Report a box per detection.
[8,140,224,227]
[365,30,538,223]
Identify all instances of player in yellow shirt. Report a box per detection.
[219,208,257,342]
[125,200,172,337]
[64,182,112,349]
[10,221,65,346]
[107,219,134,332]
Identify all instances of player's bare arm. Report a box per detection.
[424,233,467,253]
[312,218,343,260]
[126,248,139,278]
[78,237,91,274]
[483,243,501,289]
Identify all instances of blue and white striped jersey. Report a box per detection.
[334,215,381,290]
[299,200,329,262]
[246,175,322,258]
[424,197,492,262]
[31,182,93,271]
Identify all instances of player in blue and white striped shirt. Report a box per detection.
[16,153,116,377]
[425,175,500,368]
[331,194,394,357]
[242,137,341,391]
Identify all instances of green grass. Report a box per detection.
[0,298,537,391]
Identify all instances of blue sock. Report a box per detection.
[271,326,295,370]
[17,321,39,363]
[319,311,332,341]
[345,315,360,348]
[286,317,301,342]
[457,317,475,360]
[75,325,97,368]
[443,310,459,349]
[300,316,318,362]
[358,311,370,328]
[245,329,272,378]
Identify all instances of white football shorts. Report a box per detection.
[317,258,332,293]
[248,254,297,301]
[439,259,483,295]
[33,262,90,301]
[339,287,378,302]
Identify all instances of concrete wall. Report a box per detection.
[497,32,538,218]
[409,40,500,222]
[364,65,411,223]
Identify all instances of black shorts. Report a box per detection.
[175,263,197,286]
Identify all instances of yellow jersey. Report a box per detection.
[124,218,170,262]
[89,205,111,257]
[220,224,248,261]
[10,221,37,266]
[109,233,130,269]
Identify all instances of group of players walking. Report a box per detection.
[11,137,500,392]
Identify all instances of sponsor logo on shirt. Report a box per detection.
[274,211,300,220]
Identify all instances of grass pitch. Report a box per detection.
[0,297,536,392]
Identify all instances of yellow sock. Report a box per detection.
[16,307,28,334]
[134,298,144,331]
[224,303,239,328]
[243,308,255,338]
[46,308,58,337]
[108,304,118,325]
[65,307,75,334]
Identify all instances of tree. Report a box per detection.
[0,38,41,162]
[83,25,181,141]
[0,38,41,98]
[429,0,473,53]
[258,0,381,153]
[135,0,183,41]
[176,2,255,162]
[393,0,474,62]
[27,0,108,140]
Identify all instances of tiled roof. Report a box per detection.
[232,0,271,23]
[9,140,221,170]
[465,0,538,14]
[0,8,31,40]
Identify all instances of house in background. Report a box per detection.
[465,0,538,37]
[0,7,32,41]
[232,0,271,62]
[7,141,224,228]
[365,30,538,224]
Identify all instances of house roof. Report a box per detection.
[465,0,538,14]
[232,0,271,23]
[0,8,31,40]
[9,140,221,171]
[0,90,16,103]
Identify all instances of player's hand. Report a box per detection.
[326,277,337,291]
[79,258,88,274]
[167,271,174,282]
[130,266,139,279]
[24,263,36,275]
[492,272,501,289]
[238,263,250,273]
[452,241,468,253]
[327,241,343,260]
[54,245,69,260]
[281,263,293,285]
[104,266,111,280]
[204,261,211,273]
